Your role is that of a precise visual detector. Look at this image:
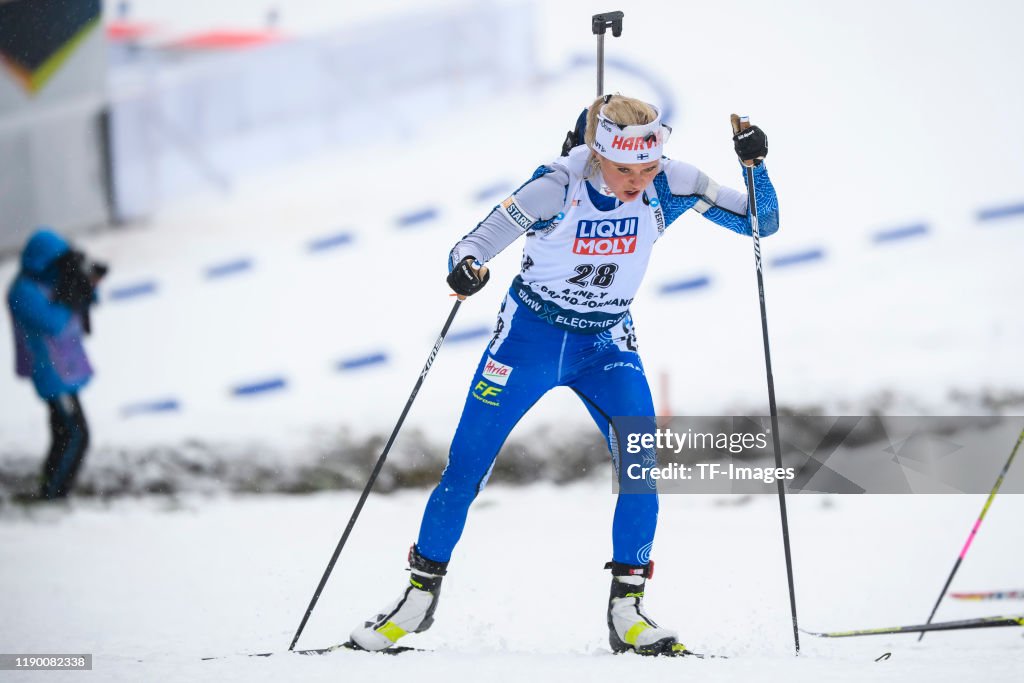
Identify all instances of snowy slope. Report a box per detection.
[1,488,1022,681]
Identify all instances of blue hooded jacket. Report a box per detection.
[6,229,94,399]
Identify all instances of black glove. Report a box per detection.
[447,256,489,297]
[733,125,768,166]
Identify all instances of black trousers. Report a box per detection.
[40,393,90,500]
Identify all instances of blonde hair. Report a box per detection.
[584,94,658,176]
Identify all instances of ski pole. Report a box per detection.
[804,614,1024,638]
[917,424,1024,641]
[731,113,800,655]
[288,299,464,651]
[592,11,623,97]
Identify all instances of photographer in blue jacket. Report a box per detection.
[7,229,107,500]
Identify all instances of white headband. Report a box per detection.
[590,103,671,164]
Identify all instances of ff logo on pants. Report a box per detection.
[473,380,503,406]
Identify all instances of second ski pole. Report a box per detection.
[731,112,800,656]
[288,298,464,651]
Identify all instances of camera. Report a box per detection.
[89,260,109,280]
[52,249,109,334]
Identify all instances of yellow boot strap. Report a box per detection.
[375,621,407,643]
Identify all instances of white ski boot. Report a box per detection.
[349,545,447,651]
[606,560,688,656]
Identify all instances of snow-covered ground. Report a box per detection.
[1,486,1022,681]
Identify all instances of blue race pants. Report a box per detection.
[417,293,658,566]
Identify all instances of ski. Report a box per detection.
[803,614,1024,638]
[611,642,725,659]
[613,650,721,659]
[202,639,728,661]
[950,590,1024,601]
[655,649,725,660]
[201,641,425,660]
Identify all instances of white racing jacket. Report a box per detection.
[449,145,779,333]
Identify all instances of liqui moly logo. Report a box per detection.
[611,133,660,151]
[482,357,513,386]
[573,218,638,255]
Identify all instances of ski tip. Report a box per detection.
[796,630,838,639]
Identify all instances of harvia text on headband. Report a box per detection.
[590,103,672,164]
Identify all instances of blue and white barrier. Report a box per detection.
[111,195,1024,417]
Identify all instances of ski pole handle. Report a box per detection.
[730,113,749,135]
[460,264,489,302]
[731,114,765,168]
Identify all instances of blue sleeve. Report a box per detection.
[654,160,779,237]
[7,279,71,336]
[700,164,779,237]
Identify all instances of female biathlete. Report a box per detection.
[350,94,778,656]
